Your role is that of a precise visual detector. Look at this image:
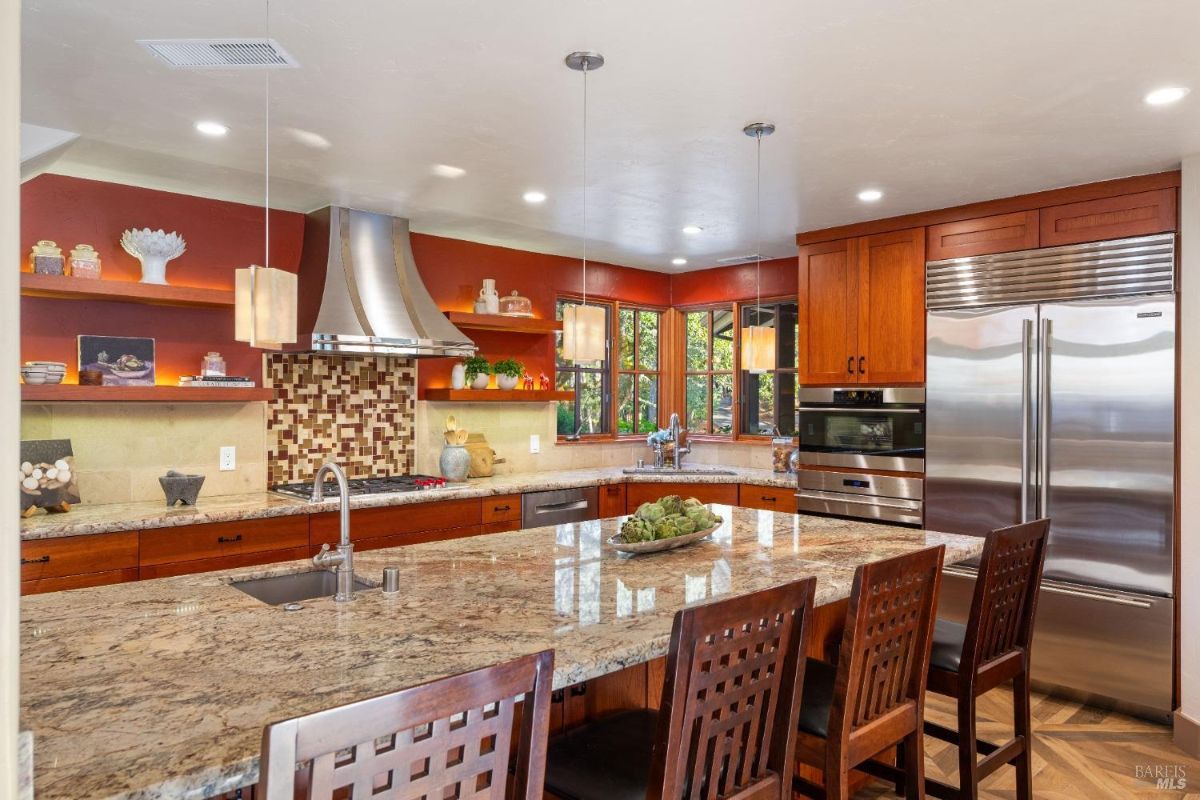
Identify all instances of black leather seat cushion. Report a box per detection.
[798,657,836,739]
[545,708,658,800]
[930,618,966,673]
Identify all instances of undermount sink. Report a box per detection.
[622,466,738,476]
[230,570,374,605]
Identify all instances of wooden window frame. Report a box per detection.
[615,305,665,438]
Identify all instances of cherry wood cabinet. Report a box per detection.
[598,483,627,519]
[22,567,140,596]
[20,530,139,583]
[798,238,860,385]
[309,498,482,546]
[799,227,925,386]
[139,546,311,581]
[926,210,1039,261]
[348,524,484,553]
[738,483,793,512]
[1039,188,1177,247]
[481,520,522,534]
[140,517,309,567]
[480,494,521,524]
[624,482,738,512]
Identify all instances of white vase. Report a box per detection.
[479,279,500,314]
[439,445,471,483]
[497,374,519,390]
[138,255,170,285]
[471,373,490,389]
[451,363,466,390]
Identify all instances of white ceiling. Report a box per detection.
[20,0,1200,272]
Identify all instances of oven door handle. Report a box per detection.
[797,407,924,414]
[794,492,921,510]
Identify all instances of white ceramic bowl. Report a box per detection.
[21,370,47,385]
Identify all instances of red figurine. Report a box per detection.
[538,372,550,391]
[522,373,535,390]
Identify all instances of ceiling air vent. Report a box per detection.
[716,253,761,265]
[137,38,299,69]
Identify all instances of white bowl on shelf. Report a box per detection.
[21,369,48,385]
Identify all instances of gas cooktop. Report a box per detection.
[271,474,447,500]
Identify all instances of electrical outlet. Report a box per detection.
[529,434,540,454]
[219,446,236,471]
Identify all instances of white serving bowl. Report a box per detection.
[21,370,47,385]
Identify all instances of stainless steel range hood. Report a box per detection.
[297,206,475,357]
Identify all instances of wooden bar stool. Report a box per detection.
[258,649,554,800]
[792,545,945,800]
[920,519,1050,800]
[544,576,817,800]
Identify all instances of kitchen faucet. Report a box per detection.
[668,413,691,469]
[310,461,356,602]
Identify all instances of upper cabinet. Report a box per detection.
[798,227,925,386]
[1039,188,1177,247]
[926,211,1039,261]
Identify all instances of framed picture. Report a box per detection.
[78,335,155,386]
[20,439,81,514]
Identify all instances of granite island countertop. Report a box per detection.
[19,465,799,540]
[21,506,983,800]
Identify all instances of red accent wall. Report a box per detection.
[20,174,304,383]
[410,234,671,393]
[669,258,797,307]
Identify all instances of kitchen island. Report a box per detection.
[20,506,983,800]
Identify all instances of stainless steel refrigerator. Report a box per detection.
[924,233,1176,719]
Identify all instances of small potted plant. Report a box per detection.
[463,356,491,389]
[492,358,525,390]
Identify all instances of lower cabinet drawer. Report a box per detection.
[482,519,521,535]
[625,482,738,511]
[310,499,483,546]
[139,516,309,566]
[20,531,139,582]
[138,546,312,580]
[353,525,484,552]
[481,494,521,524]
[738,484,794,512]
[21,567,140,596]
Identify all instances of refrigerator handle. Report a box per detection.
[1038,317,1052,518]
[1020,319,1033,523]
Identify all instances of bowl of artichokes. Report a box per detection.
[608,495,724,554]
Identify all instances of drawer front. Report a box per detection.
[926,211,1039,261]
[21,567,140,596]
[353,525,484,552]
[138,546,311,580]
[310,498,483,546]
[738,484,793,512]
[625,482,738,512]
[1040,188,1176,247]
[598,483,627,519]
[482,519,521,535]
[20,531,139,581]
[139,516,309,566]
[481,494,521,524]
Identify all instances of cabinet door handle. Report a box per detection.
[570,683,588,697]
[217,534,243,544]
[551,689,565,704]
[847,356,855,374]
[858,355,866,374]
[493,504,511,512]
[21,555,50,565]
[761,495,777,503]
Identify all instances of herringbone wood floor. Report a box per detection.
[852,688,1200,799]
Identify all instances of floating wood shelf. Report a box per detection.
[20,273,235,309]
[444,312,562,334]
[21,385,275,403]
[424,388,574,402]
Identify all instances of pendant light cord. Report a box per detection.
[264,0,271,270]
[755,129,762,323]
[581,59,589,309]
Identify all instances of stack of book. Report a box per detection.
[178,375,256,388]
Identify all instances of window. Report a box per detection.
[556,299,611,436]
[616,307,661,434]
[684,306,735,434]
[739,300,799,436]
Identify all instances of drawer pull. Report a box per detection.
[493,505,512,512]
[21,555,50,565]
[570,683,588,697]
[761,495,777,502]
[217,535,243,544]
[551,689,565,704]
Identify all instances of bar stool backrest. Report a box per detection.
[964,518,1050,674]
[259,649,554,800]
[649,576,817,800]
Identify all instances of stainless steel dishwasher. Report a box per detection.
[521,486,598,528]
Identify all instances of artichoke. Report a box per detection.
[653,519,679,540]
[636,502,666,523]
[658,495,683,516]
[621,517,654,543]
[685,505,712,528]
[672,514,697,535]
[682,497,704,510]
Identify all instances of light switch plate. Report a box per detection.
[529,434,540,454]
[219,446,236,471]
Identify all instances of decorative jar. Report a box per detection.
[68,244,102,279]
[439,444,471,483]
[498,290,533,317]
[29,240,65,275]
[201,352,226,377]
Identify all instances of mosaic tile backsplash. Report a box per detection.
[266,354,416,485]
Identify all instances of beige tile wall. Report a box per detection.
[415,401,775,476]
[20,402,267,504]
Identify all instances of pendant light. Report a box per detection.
[236,0,298,350]
[560,51,606,364]
[740,122,776,374]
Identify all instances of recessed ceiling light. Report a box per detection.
[857,188,884,202]
[682,225,703,235]
[1144,87,1190,106]
[672,257,688,266]
[194,120,229,137]
[432,164,466,179]
[523,190,547,204]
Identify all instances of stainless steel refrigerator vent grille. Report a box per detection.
[926,233,1175,309]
